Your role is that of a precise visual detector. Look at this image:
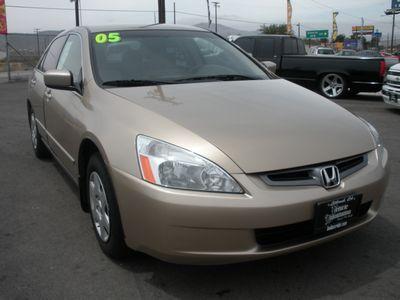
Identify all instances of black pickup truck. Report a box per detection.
[234,35,385,98]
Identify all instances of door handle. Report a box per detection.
[45,90,52,101]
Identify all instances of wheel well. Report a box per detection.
[27,100,32,124]
[78,139,100,212]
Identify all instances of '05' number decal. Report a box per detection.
[95,32,121,44]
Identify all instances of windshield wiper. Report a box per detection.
[174,74,259,83]
[101,79,172,87]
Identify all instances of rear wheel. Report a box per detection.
[29,110,51,159]
[87,153,129,259]
[319,73,347,99]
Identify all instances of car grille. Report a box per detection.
[386,80,400,88]
[259,153,368,187]
[387,70,400,76]
[255,200,372,249]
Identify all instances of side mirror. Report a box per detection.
[44,70,73,90]
[261,61,277,74]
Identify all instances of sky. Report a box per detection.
[3,0,398,40]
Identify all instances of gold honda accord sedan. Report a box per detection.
[27,24,389,265]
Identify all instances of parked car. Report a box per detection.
[309,46,335,55]
[382,63,400,108]
[357,50,398,70]
[336,49,357,56]
[234,35,385,98]
[28,25,389,265]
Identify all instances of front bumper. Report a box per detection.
[111,148,389,265]
[382,84,400,107]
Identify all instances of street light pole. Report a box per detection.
[385,8,399,53]
[212,2,220,33]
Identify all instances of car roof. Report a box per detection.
[82,24,209,33]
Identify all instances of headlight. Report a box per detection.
[136,135,243,193]
[359,118,382,147]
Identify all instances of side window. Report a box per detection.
[283,38,298,55]
[254,38,275,60]
[40,36,67,72]
[235,37,255,54]
[57,34,82,85]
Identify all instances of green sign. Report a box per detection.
[306,30,329,39]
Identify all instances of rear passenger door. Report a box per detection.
[30,35,67,140]
[44,34,83,177]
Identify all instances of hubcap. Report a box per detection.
[321,74,344,98]
[30,113,38,149]
[89,172,110,242]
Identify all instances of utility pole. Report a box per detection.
[34,28,40,57]
[206,0,212,29]
[173,2,176,24]
[158,0,166,23]
[360,17,364,50]
[70,0,80,26]
[296,23,300,37]
[385,9,400,52]
[212,2,220,33]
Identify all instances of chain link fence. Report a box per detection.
[0,32,58,81]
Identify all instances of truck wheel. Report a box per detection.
[87,153,129,259]
[29,110,51,159]
[319,73,347,99]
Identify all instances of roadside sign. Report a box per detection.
[306,30,329,39]
[392,0,400,9]
[373,32,382,38]
[344,39,358,49]
[352,25,374,35]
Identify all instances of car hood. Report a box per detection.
[108,79,375,173]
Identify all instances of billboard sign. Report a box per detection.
[306,30,329,39]
[344,39,358,49]
[0,0,6,35]
[392,0,400,9]
[352,25,374,35]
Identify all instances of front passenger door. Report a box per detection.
[44,34,83,178]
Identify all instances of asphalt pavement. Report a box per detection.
[0,81,399,299]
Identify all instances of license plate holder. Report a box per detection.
[314,194,362,235]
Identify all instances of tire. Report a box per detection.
[319,73,348,99]
[29,110,51,159]
[86,153,129,259]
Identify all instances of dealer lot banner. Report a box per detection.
[0,0,7,35]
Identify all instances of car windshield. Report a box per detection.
[90,30,269,87]
[318,49,334,55]
[357,51,380,57]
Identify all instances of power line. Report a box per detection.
[307,0,397,26]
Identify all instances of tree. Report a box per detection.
[260,24,289,35]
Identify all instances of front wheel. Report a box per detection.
[319,73,348,99]
[87,153,129,259]
[29,110,51,159]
